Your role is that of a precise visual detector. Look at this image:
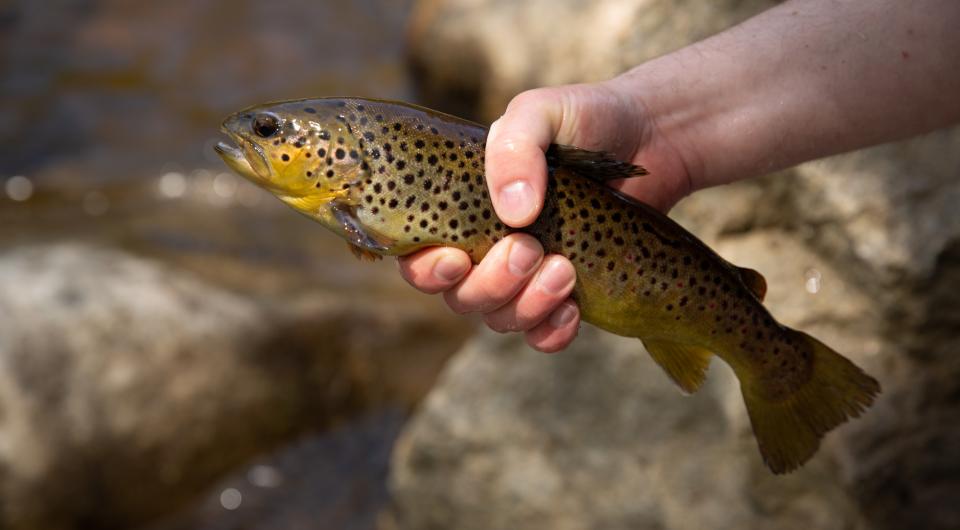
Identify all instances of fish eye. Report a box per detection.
[252,113,281,138]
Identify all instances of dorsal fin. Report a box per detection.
[737,266,767,301]
[546,144,647,182]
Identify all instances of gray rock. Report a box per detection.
[394,0,960,528]
[0,243,468,530]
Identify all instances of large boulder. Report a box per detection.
[390,1,960,529]
[0,243,468,530]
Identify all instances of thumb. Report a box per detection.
[485,90,564,227]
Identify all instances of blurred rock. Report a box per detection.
[387,230,873,530]
[148,409,405,530]
[393,0,960,529]
[406,0,777,121]
[0,243,469,530]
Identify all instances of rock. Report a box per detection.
[147,409,406,530]
[407,0,778,121]
[386,227,872,530]
[394,1,960,528]
[0,243,469,530]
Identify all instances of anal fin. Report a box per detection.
[642,339,714,394]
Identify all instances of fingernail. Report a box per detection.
[549,302,578,328]
[507,238,542,276]
[433,254,468,282]
[536,259,575,295]
[498,180,536,223]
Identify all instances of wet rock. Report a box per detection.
[147,409,406,530]
[395,0,960,528]
[0,243,468,530]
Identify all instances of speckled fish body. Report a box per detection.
[215,97,880,474]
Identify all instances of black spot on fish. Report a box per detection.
[403,174,415,185]
[304,107,316,114]
[415,139,425,149]
[396,160,406,170]
[281,154,290,162]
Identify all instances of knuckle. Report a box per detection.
[442,292,471,315]
[509,87,552,110]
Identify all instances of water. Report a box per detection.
[0,0,421,296]
[0,2,468,529]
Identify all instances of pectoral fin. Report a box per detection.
[329,202,395,260]
[546,144,647,182]
[642,339,714,394]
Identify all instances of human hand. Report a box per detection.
[398,80,695,352]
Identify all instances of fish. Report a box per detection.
[215,97,880,474]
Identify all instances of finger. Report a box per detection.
[483,255,576,333]
[397,247,471,294]
[485,88,565,227]
[525,300,581,353]
[442,233,543,314]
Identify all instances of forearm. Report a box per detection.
[615,0,960,190]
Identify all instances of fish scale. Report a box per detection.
[215,97,880,474]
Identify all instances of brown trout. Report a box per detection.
[215,97,880,473]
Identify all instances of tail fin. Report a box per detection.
[740,331,880,474]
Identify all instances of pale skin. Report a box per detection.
[398,0,960,352]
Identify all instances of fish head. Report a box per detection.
[215,99,365,211]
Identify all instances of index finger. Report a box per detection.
[485,89,564,227]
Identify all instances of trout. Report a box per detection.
[215,97,880,474]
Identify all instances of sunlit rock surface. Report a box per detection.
[406,0,777,122]
[392,0,960,529]
[0,243,468,529]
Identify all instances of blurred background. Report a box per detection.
[1,1,959,529]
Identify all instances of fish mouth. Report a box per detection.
[214,129,272,182]
[214,140,244,162]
